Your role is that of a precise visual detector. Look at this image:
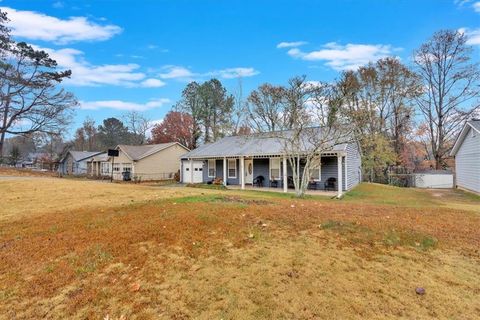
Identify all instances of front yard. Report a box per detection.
[0,176,479,319]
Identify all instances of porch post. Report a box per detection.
[240,156,245,190]
[337,154,343,198]
[223,157,227,186]
[190,159,194,183]
[283,156,287,193]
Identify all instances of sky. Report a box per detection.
[2,0,480,138]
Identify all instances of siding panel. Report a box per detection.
[345,142,362,190]
[455,127,480,193]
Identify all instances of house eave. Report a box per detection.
[182,151,346,160]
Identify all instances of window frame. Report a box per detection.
[208,159,216,178]
[101,162,110,174]
[113,163,121,172]
[228,159,237,178]
[269,158,281,181]
[309,160,322,181]
[122,163,132,173]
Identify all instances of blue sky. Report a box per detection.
[2,0,480,137]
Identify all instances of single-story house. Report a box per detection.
[58,151,103,175]
[103,142,189,181]
[450,119,480,194]
[180,128,362,197]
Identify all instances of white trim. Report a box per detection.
[309,159,322,181]
[223,157,227,186]
[337,155,343,198]
[228,158,237,178]
[451,121,480,156]
[207,159,216,178]
[283,156,287,193]
[240,156,245,189]
[344,155,348,189]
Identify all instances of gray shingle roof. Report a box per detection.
[118,142,183,161]
[89,153,109,162]
[182,128,351,159]
[70,151,103,161]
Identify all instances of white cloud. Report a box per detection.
[284,42,395,71]
[0,6,122,44]
[276,41,308,48]
[140,78,166,88]
[209,67,260,79]
[80,98,171,111]
[159,65,259,81]
[473,1,480,12]
[34,46,164,87]
[459,27,480,45]
[159,65,197,80]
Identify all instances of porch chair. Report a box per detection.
[308,180,320,190]
[270,179,279,188]
[253,175,265,187]
[324,177,337,191]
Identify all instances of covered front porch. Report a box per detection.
[227,184,338,197]
[184,152,347,197]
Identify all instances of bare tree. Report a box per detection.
[123,111,152,145]
[246,83,286,132]
[232,78,248,135]
[0,10,76,157]
[274,77,351,197]
[414,30,480,169]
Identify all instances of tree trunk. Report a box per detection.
[0,131,5,158]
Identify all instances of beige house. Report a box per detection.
[94,142,189,181]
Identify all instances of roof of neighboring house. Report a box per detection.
[68,151,103,162]
[181,127,352,159]
[117,142,188,161]
[89,153,109,162]
[450,119,480,156]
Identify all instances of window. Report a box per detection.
[208,159,216,177]
[101,162,110,174]
[309,160,321,181]
[122,163,132,172]
[228,159,237,178]
[270,158,281,180]
[472,129,477,138]
[113,163,121,172]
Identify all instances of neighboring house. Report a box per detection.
[109,142,189,181]
[450,119,480,194]
[58,151,103,175]
[180,129,362,197]
[87,153,111,178]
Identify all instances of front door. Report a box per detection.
[245,159,253,184]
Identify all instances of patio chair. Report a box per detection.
[287,176,295,188]
[270,179,279,188]
[253,175,265,187]
[308,180,320,190]
[324,177,337,191]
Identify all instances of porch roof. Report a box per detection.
[181,128,350,159]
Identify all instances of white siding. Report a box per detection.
[455,127,480,193]
[345,142,362,190]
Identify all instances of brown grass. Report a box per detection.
[0,167,58,177]
[0,177,216,221]
[0,179,479,319]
